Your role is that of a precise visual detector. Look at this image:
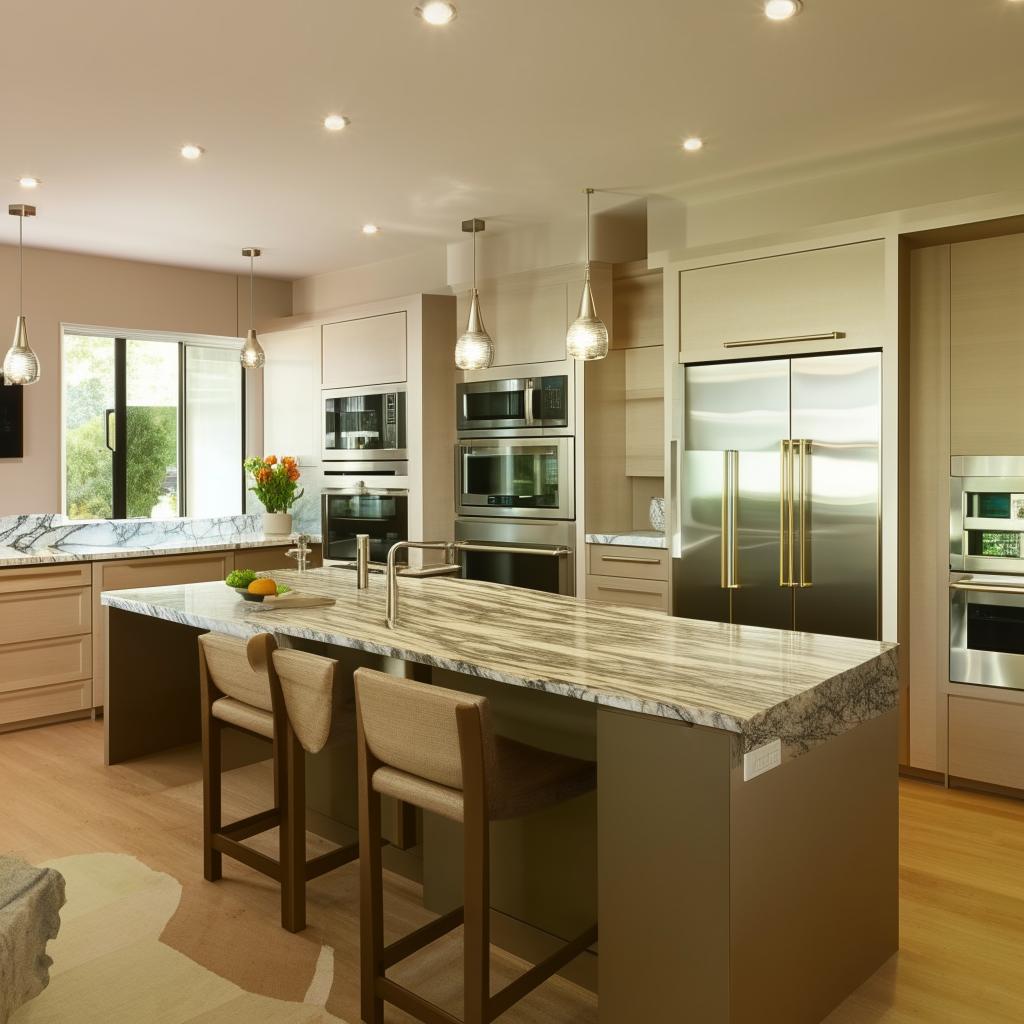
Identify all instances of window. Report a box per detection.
[62,331,244,520]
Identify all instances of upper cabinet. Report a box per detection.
[471,281,568,367]
[679,240,886,362]
[950,233,1024,456]
[261,325,321,462]
[322,310,407,389]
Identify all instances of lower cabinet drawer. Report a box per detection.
[0,635,93,727]
[588,544,669,581]
[0,586,91,645]
[949,695,1024,791]
[0,679,93,729]
[585,574,669,612]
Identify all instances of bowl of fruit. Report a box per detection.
[225,569,291,603]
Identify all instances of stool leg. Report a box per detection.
[281,728,306,933]
[202,714,222,883]
[358,720,384,1024]
[463,813,490,1024]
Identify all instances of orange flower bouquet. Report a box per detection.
[244,455,304,513]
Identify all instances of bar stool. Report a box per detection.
[354,667,598,1024]
[198,631,359,932]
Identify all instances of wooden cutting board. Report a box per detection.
[250,593,337,611]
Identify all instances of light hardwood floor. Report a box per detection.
[3,719,1024,1023]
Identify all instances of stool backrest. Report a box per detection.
[354,668,496,790]
[199,632,277,711]
[272,649,346,754]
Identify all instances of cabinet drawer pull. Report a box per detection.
[597,585,657,596]
[723,331,845,350]
[600,555,662,565]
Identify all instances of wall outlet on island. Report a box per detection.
[743,738,782,782]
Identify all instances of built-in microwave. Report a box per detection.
[456,437,574,520]
[457,375,570,437]
[323,385,406,462]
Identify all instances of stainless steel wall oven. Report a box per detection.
[457,375,570,437]
[323,385,406,462]
[321,461,409,565]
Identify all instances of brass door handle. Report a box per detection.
[798,438,813,588]
[721,450,740,590]
[780,440,793,587]
[724,331,845,350]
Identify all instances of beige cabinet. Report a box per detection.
[322,311,407,389]
[586,544,669,612]
[0,563,94,729]
[91,551,235,709]
[950,233,1024,455]
[460,281,570,367]
[679,240,885,362]
[261,325,321,462]
[949,695,1024,791]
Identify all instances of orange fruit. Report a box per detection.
[248,578,277,596]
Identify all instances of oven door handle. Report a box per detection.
[950,581,1024,595]
[524,384,536,427]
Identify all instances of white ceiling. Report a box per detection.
[2,0,1024,279]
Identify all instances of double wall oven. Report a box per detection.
[950,457,1024,690]
[455,373,576,595]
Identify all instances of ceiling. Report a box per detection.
[2,0,1023,280]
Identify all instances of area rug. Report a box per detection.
[10,853,346,1024]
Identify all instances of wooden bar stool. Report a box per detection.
[198,631,359,933]
[354,667,598,1024]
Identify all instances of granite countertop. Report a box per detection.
[0,512,320,568]
[102,568,898,758]
[585,530,667,549]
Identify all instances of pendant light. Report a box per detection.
[454,218,494,370]
[240,247,266,370]
[566,187,609,361]
[3,204,41,386]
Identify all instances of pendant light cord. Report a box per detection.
[18,214,23,315]
[249,251,255,331]
[472,222,478,294]
[586,188,591,266]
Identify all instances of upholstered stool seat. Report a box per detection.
[355,668,598,1024]
[198,631,360,933]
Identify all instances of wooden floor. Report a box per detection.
[3,719,1024,1023]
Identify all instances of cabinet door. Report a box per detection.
[949,695,1024,791]
[679,241,885,362]
[261,326,321,462]
[585,575,669,612]
[950,233,1024,456]
[463,282,569,367]
[92,552,233,709]
[322,311,407,389]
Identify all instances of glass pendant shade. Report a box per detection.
[240,248,265,369]
[567,188,608,361]
[4,204,41,386]
[3,315,40,385]
[240,328,266,369]
[455,290,494,370]
[566,271,609,361]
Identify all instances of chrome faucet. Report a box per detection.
[385,540,462,629]
[286,533,312,573]
[384,539,570,630]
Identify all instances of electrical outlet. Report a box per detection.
[743,738,782,781]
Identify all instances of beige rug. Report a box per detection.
[10,853,346,1024]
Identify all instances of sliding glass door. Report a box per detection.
[64,333,242,520]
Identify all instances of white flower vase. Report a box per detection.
[648,497,666,532]
[263,512,293,536]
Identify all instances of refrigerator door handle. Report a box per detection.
[721,450,740,590]
[779,440,794,587]
[798,439,813,587]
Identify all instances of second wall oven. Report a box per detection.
[456,436,573,520]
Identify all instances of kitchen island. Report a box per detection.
[102,568,898,1024]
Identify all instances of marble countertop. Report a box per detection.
[585,530,667,549]
[0,512,320,568]
[102,568,897,757]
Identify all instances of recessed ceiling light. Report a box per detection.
[18,176,40,189]
[180,144,204,160]
[682,137,704,152]
[362,224,380,235]
[323,113,350,131]
[764,0,803,20]
[416,1,457,25]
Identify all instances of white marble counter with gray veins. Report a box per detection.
[102,568,898,759]
[585,530,667,549]
[0,513,321,567]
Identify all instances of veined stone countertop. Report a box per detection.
[585,530,667,549]
[0,513,320,568]
[102,568,898,758]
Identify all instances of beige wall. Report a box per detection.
[0,243,291,516]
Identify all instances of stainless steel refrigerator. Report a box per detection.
[673,350,881,641]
